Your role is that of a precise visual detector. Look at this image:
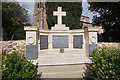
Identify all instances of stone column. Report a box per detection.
[69,34,73,50]
[84,28,89,56]
[38,36,40,54]
[48,34,53,50]
[24,26,39,59]
[83,23,104,57]
[69,34,72,50]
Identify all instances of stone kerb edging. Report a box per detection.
[0,40,26,56]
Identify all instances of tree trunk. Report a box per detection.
[11,34,14,40]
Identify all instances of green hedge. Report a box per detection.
[87,47,120,80]
[2,52,38,79]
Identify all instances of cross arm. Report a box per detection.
[62,12,66,16]
[53,11,58,16]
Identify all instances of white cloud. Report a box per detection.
[19,1,35,24]
[82,0,100,23]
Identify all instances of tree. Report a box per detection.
[45,2,82,29]
[2,2,30,40]
[88,2,120,42]
[0,2,2,41]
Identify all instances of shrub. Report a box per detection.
[2,52,38,79]
[87,47,120,80]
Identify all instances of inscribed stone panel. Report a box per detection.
[73,35,83,49]
[40,36,48,50]
[26,45,37,59]
[53,36,68,48]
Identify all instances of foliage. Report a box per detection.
[2,52,38,79]
[87,47,120,79]
[45,2,82,29]
[2,2,30,40]
[0,54,1,79]
[14,24,25,40]
[88,2,120,42]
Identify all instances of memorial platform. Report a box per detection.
[33,51,91,78]
[37,50,91,66]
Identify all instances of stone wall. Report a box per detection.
[1,40,26,56]
[98,42,120,49]
[0,40,120,55]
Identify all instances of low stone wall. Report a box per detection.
[97,42,120,49]
[0,40,120,55]
[1,40,26,56]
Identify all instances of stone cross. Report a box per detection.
[53,7,66,25]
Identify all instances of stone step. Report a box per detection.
[39,55,86,58]
[39,51,85,55]
[38,57,91,66]
[38,64,87,78]
[39,54,86,58]
[39,52,85,54]
[41,71,84,78]
[38,64,86,73]
[38,58,90,63]
[38,57,88,59]
[40,50,84,53]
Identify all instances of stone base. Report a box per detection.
[30,51,91,78]
[51,24,69,31]
[37,51,91,66]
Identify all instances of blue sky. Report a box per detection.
[82,1,93,22]
[20,1,97,24]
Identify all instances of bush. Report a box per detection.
[87,47,120,80]
[2,52,38,79]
